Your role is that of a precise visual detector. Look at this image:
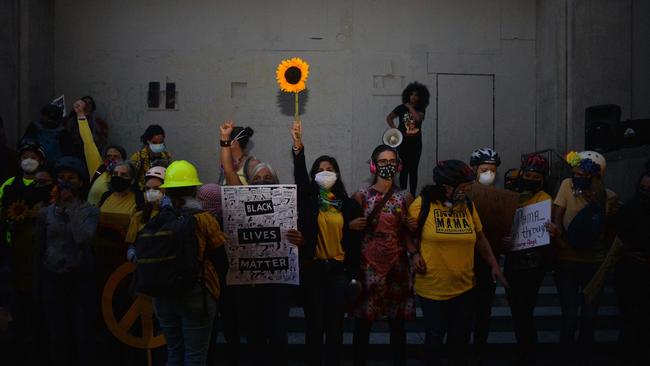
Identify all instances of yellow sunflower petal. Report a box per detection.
[276,57,309,93]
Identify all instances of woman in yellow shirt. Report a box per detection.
[130,124,172,189]
[407,160,507,366]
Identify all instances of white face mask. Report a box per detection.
[21,158,39,173]
[149,143,165,154]
[478,171,495,186]
[145,189,163,204]
[314,171,337,190]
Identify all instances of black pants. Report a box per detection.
[238,284,291,366]
[614,263,650,366]
[398,136,422,196]
[504,264,546,365]
[420,289,475,366]
[472,257,496,361]
[353,317,406,366]
[304,260,348,366]
[208,284,240,366]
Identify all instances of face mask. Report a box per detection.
[520,178,542,193]
[57,179,81,194]
[314,171,337,190]
[478,171,495,186]
[149,143,165,154]
[35,184,54,202]
[21,158,39,173]
[637,187,650,204]
[145,189,163,204]
[376,164,397,180]
[110,176,131,192]
[572,175,591,191]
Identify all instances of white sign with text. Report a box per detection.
[510,200,551,251]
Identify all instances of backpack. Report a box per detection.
[566,196,606,251]
[132,206,203,297]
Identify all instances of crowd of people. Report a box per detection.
[0,88,648,366]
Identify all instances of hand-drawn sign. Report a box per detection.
[101,262,165,350]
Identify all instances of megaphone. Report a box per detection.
[382,128,403,148]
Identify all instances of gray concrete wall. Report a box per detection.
[53,0,538,191]
[0,0,54,147]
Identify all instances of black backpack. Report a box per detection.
[133,206,203,297]
[566,196,606,251]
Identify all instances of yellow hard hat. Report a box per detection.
[160,160,203,188]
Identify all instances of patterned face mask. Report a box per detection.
[377,164,397,180]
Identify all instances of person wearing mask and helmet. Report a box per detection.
[130,124,172,189]
[408,160,508,366]
[125,166,166,250]
[468,147,502,363]
[546,150,618,365]
[503,154,553,366]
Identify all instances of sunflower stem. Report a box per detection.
[294,92,300,122]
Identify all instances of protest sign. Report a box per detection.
[467,183,520,255]
[510,199,551,251]
[51,94,66,117]
[221,184,299,285]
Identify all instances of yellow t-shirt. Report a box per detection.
[314,207,345,261]
[553,178,617,262]
[88,173,110,206]
[408,196,483,301]
[100,191,138,217]
[521,190,552,207]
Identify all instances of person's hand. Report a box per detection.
[491,265,510,288]
[545,221,560,238]
[291,120,303,149]
[406,217,418,233]
[411,253,427,274]
[73,99,87,118]
[220,120,234,141]
[286,229,304,247]
[349,217,367,231]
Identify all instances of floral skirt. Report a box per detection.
[353,253,415,321]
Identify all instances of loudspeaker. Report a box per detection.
[585,104,621,152]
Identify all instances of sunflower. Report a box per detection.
[276,58,309,93]
[6,201,29,222]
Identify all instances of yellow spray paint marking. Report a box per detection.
[101,262,165,349]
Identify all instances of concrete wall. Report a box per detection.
[0,0,54,147]
[53,0,538,191]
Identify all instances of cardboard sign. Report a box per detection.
[510,200,551,251]
[221,184,299,285]
[467,183,520,255]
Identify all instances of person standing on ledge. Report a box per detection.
[386,81,430,197]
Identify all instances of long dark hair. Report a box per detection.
[401,81,430,109]
[140,124,165,145]
[309,155,348,201]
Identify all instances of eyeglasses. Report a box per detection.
[376,159,398,167]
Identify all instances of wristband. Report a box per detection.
[220,139,232,147]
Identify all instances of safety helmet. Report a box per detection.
[145,166,166,182]
[159,160,202,188]
[470,148,501,167]
[433,160,476,187]
[521,154,549,175]
[18,139,46,160]
[578,151,606,176]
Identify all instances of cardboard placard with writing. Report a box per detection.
[221,184,299,285]
[467,183,520,255]
[510,200,551,251]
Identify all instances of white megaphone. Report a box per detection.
[382,128,403,148]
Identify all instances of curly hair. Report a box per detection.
[401,81,430,109]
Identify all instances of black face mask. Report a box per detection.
[110,176,131,192]
[572,175,592,191]
[34,184,54,203]
[519,178,542,193]
[57,179,82,195]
